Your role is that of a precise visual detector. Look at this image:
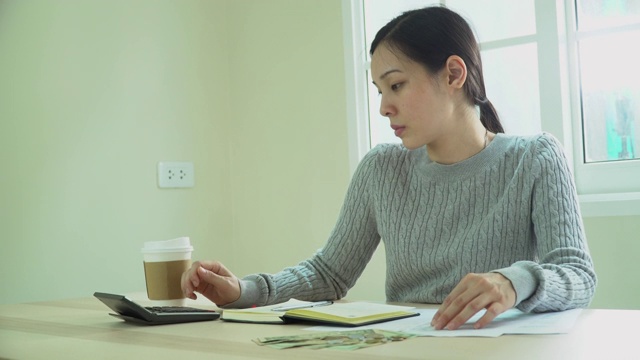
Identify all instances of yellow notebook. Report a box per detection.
[282,302,418,327]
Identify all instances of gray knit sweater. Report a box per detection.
[229,133,597,312]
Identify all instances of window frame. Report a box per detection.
[564,0,640,208]
[342,0,371,174]
[342,0,640,217]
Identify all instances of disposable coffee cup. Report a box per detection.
[141,237,193,306]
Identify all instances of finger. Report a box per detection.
[182,262,202,298]
[473,302,504,329]
[442,294,487,330]
[197,266,225,287]
[181,275,197,299]
[192,261,204,284]
[190,274,199,288]
[199,261,233,277]
[442,284,509,330]
[432,277,474,328]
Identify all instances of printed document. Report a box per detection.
[306,308,582,337]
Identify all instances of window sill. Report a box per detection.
[579,192,640,218]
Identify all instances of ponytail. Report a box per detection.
[478,99,504,134]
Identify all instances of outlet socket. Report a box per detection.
[158,162,194,188]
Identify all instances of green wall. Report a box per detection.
[224,0,351,272]
[1,0,637,309]
[583,216,640,309]
[0,0,234,304]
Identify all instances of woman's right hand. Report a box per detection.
[181,260,241,306]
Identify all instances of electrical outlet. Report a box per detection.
[157,162,195,188]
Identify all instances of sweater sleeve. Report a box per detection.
[495,133,597,312]
[223,146,383,309]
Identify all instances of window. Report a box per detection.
[580,30,640,163]
[569,0,640,192]
[342,0,640,216]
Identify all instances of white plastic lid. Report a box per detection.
[141,237,193,254]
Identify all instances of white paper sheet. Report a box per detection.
[305,308,582,337]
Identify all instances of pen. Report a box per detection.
[271,300,333,312]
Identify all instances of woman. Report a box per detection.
[181,6,596,330]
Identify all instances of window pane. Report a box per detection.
[447,0,536,43]
[482,44,542,135]
[576,0,640,31]
[580,30,640,162]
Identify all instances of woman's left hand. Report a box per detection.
[431,272,516,330]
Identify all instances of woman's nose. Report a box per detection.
[379,96,395,117]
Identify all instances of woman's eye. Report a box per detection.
[376,82,402,95]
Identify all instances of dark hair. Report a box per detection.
[370,6,504,134]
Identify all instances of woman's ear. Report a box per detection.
[445,55,467,89]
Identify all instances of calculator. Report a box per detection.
[94,292,220,325]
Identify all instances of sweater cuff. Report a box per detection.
[492,265,538,307]
[219,276,263,309]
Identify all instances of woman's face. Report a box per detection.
[371,44,455,150]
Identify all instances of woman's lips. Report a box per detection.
[391,125,405,137]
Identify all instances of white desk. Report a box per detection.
[0,296,636,360]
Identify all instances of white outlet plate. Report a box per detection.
[157,162,195,188]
